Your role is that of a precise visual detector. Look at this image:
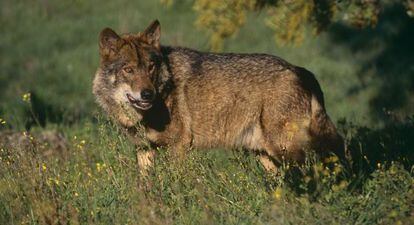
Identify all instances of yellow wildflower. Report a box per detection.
[324,155,339,163]
[96,163,102,172]
[322,167,330,176]
[333,180,348,192]
[332,184,340,192]
[273,187,283,200]
[338,180,348,189]
[22,92,31,102]
[388,210,398,218]
[333,164,342,174]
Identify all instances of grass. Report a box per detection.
[1,114,413,224]
[1,0,414,224]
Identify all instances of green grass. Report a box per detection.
[1,0,414,224]
[1,116,413,224]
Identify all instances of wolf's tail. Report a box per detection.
[293,66,345,158]
[310,94,345,159]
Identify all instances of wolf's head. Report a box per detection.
[93,20,163,127]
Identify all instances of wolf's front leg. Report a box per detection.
[137,149,156,176]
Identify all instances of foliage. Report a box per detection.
[192,0,256,51]
[164,0,414,50]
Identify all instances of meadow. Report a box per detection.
[1,0,413,224]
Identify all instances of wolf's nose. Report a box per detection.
[141,89,155,101]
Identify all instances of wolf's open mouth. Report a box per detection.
[126,93,152,110]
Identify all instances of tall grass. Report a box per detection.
[1,115,413,224]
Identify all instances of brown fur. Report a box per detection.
[92,20,344,172]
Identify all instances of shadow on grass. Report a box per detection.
[23,91,87,129]
[340,116,414,172]
[327,4,414,122]
[278,117,414,197]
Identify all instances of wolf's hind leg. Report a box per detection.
[259,153,278,173]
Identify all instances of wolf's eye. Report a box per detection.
[123,67,133,74]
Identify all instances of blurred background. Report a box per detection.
[1,0,413,130]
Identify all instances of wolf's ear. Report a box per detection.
[99,28,124,59]
[142,20,161,49]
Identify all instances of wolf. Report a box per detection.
[93,20,344,173]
